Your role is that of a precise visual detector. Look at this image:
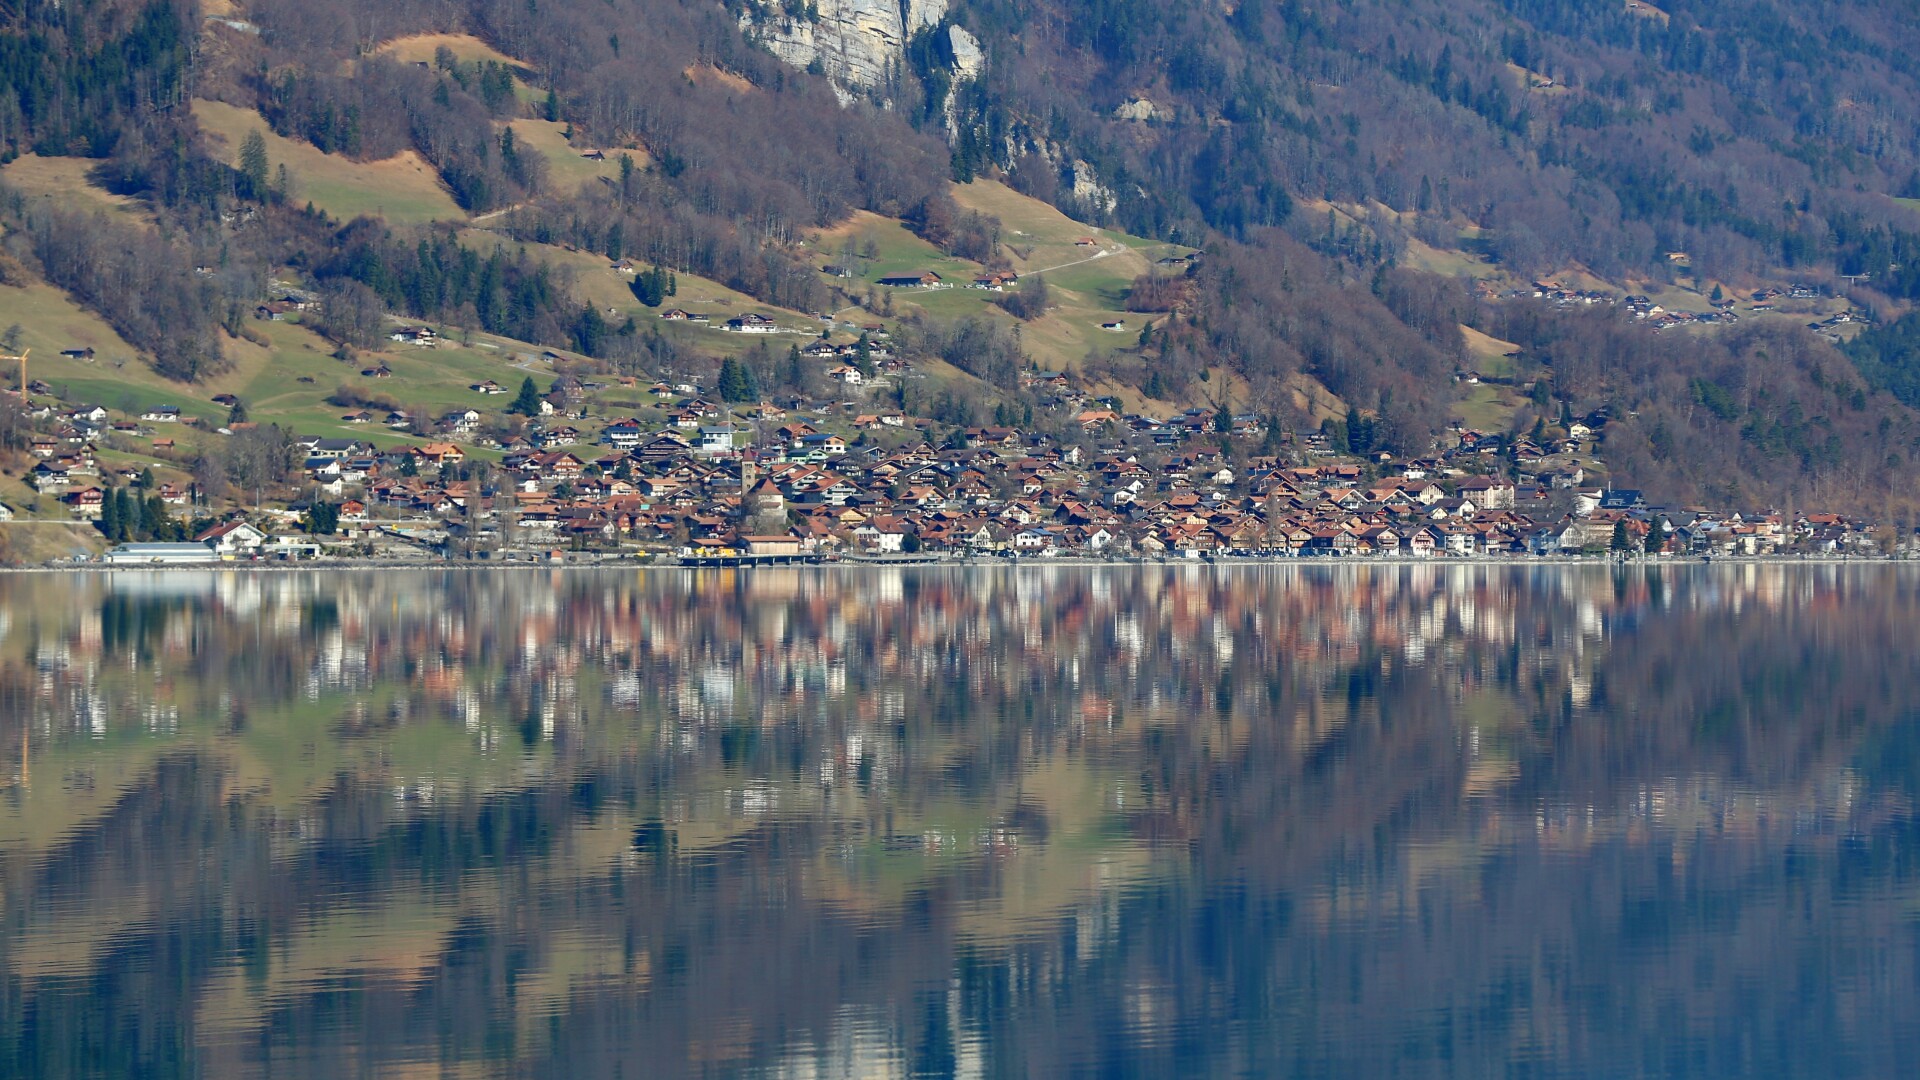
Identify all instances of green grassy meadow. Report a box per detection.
[194,100,466,226]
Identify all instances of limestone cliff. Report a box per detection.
[744,0,951,91]
[946,24,982,80]
[942,25,983,138]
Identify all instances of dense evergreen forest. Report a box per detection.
[5,0,1920,509]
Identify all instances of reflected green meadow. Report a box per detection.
[1,565,1918,1077]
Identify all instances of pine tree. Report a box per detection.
[145,496,174,541]
[509,376,544,416]
[1345,411,1374,455]
[1610,519,1633,552]
[99,486,122,540]
[574,303,607,356]
[130,488,152,539]
[631,268,667,307]
[717,357,757,403]
[239,129,270,201]
[306,502,340,535]
[1262,417,1285,455]
[500,127,519,175]
[113,488,134,538]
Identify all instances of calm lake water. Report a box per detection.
[2,565,1919,1077]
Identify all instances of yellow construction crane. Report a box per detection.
[0,348,25,397]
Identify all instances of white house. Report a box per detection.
[852,521,907,553]
[794,433,847,457]
[196,520,269,557]
[441,408,482,435]
[1013,527,1058,551]
[601,423,644,449]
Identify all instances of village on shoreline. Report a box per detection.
[16,553,1915,576]
[5,340,1905,568]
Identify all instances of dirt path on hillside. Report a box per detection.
[1024,243,1125,277]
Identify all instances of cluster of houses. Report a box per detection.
[4,323,1896,566]
[251,285,321,323]
[17,402,185,494]
[1807,309,1870,341]
[722,313,783,334]
[655,308,846,336]
[1502,285,1740,332]
[874,269,1023,292]
[1498,280,1859,334]
[1515,280,1617,308]
[390,326,439,346]
[79,370,1872,562]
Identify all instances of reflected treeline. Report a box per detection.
[1,565,1919,1077]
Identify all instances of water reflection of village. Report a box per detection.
[2,564,1919,1077]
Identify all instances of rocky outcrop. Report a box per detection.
[906,0,948,32]
[744,0,985,150]
[1113,97,1167,122]
[1068,160,1118,214]
[947,24,982,79]
[745,0,953,91]
[942,25,983,138]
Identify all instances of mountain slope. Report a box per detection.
[931,0,1920,293]
[5,0,1920,512]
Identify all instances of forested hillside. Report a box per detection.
[4,0,1920,512]
[937,0,1920,286]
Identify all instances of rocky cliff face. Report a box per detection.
[941,25,983,139]
[745,3,1105,212]
[744,0,951,91]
